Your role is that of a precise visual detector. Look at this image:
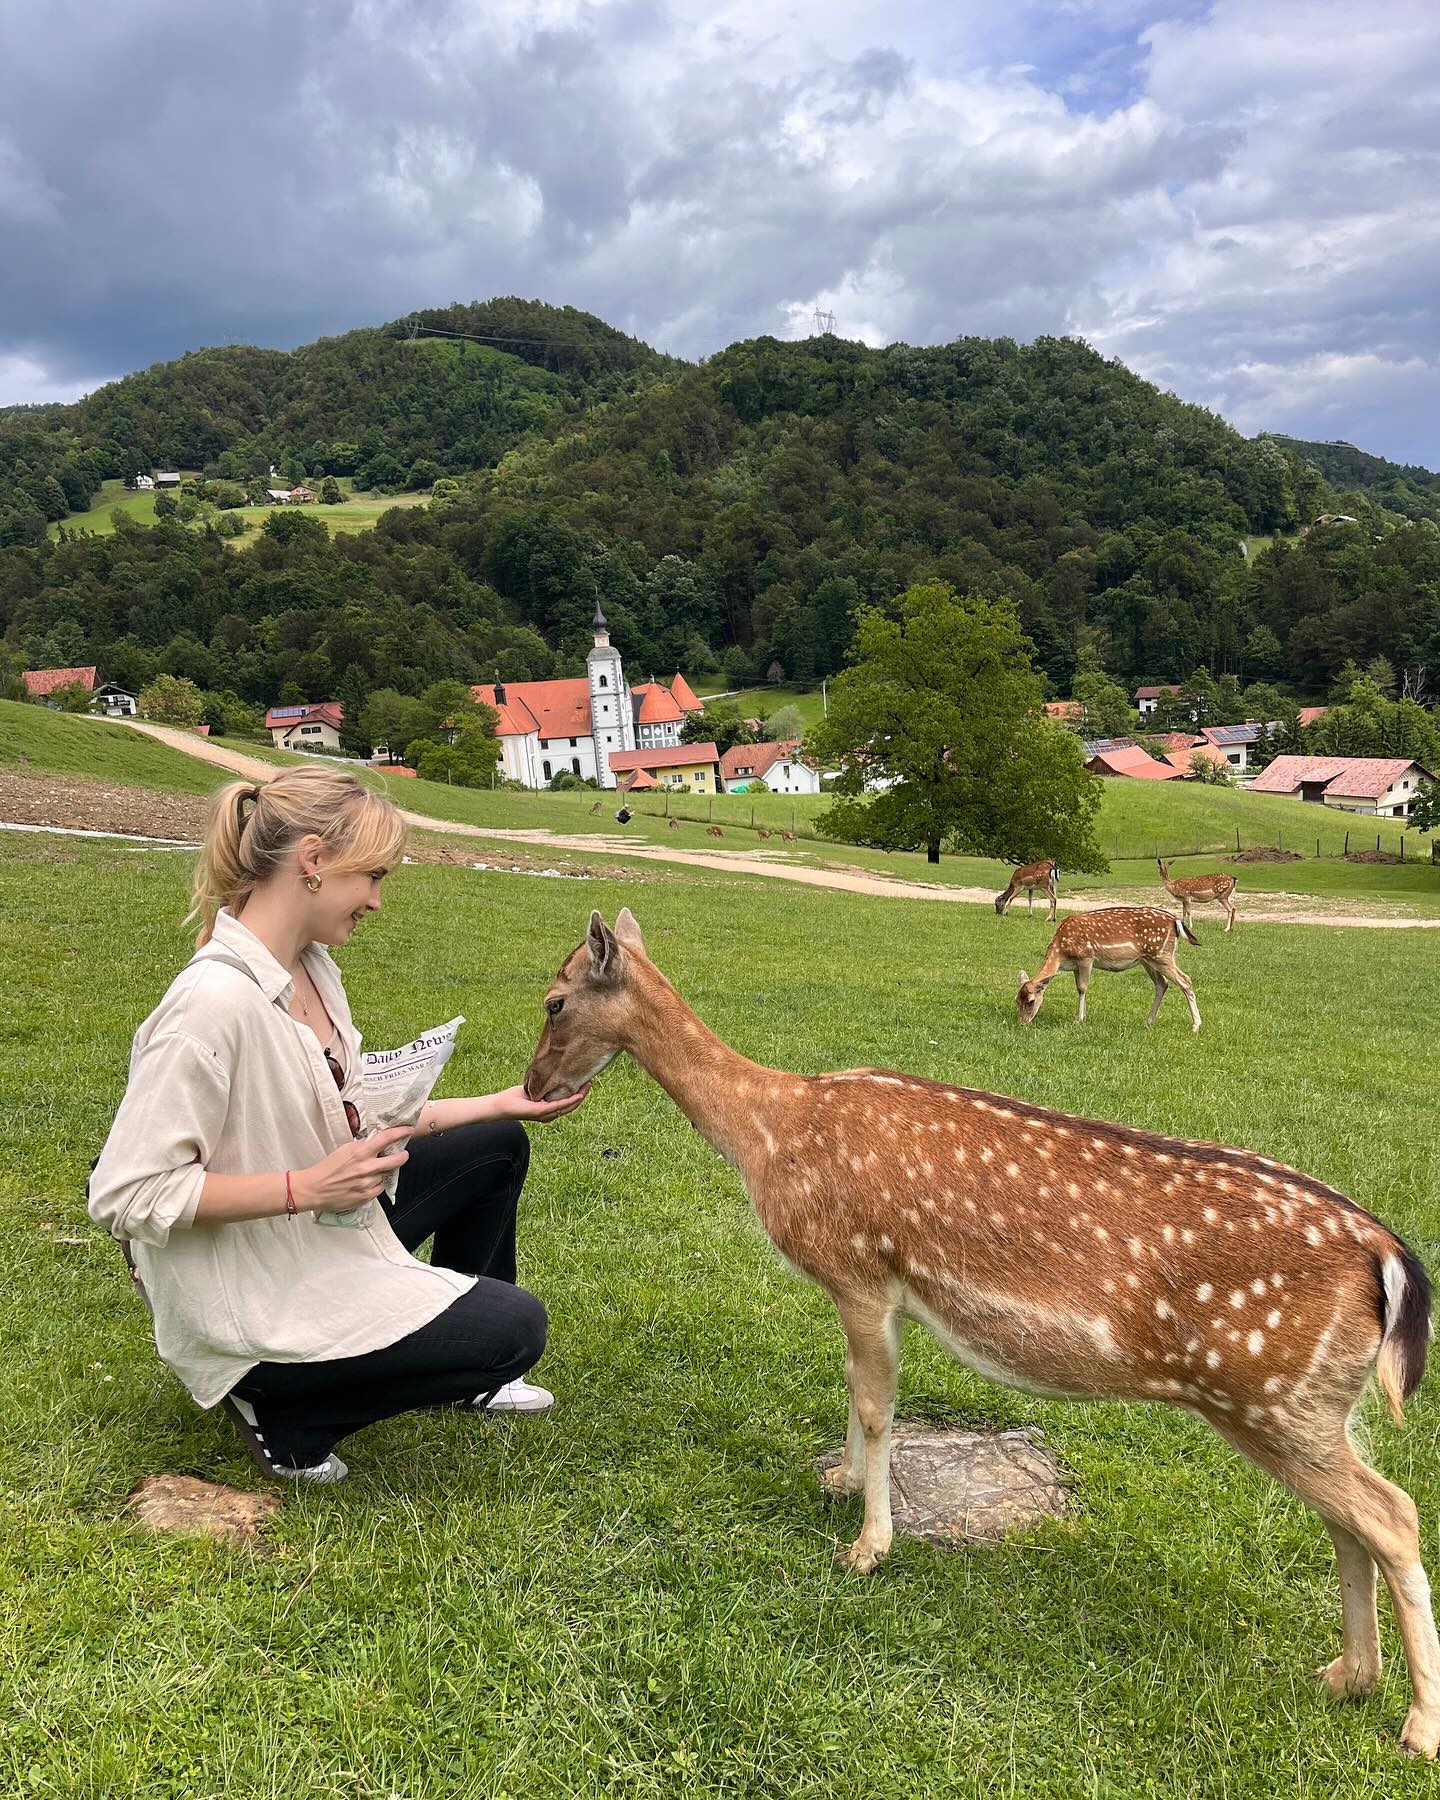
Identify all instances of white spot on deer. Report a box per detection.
[1206,1350,1221,1370]
[1196,1282,1213,1302]
[1162,1224,1176,1245]
[1227,1329,1240,1345]
[980,1147,994,1165]
[1155,1298,1172,1321]
[1007,1163,1020,1179]
[1263,1376,1283,1395]
[904,1208,920,1225]
[878,1235,893,1253]
[1324,1215,1339,1236]
[1203,1207,1219,1225]
[1125,1272,1140,1290]
[1128,1237,1144,1258]
[1181,1229,1195,1245]
[1186,1337,1200,1355]
[1248,1330,1265,1355]
[1304,1226,1323,1247]
[849,1234,867,1253]
[1266,1309,1281,1330]
[1271,1273,1285,1290]
[1067,1183,1081,1199]
[1230,1290,1246,1309]
[1102,1278,1116,1295]
[1094,1226,1109,1243]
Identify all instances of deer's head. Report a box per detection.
[523,908,648,1102]
[1015,968,1047,1024]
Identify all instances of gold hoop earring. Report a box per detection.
[304,875,322,893]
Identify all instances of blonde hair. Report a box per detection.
[189,763,407,944]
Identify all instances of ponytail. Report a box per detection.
[187,764,406,944]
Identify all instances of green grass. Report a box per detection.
[691,682,829,729]
[2,834,1439,1796]
[0,702,231,795]
[50,478,431,546]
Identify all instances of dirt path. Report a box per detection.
[59,723,1438,931]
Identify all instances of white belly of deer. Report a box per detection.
[903,1291,1116,1400]
[1092,945,1142,971]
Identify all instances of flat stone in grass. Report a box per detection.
[817,1424,1072,1546]
[128,1475,281,1544]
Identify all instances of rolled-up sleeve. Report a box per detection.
[88,1031,231,1246]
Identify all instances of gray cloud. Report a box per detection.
[1,0,1437,461]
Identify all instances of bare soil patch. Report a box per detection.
[0,769,206,841]
[129,1474,279,1545]
[1228,847,1302,864]
[1346,848,1405,865]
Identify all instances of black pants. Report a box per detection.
[231,1120,546,1467]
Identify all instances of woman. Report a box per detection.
[89,763,585,1483]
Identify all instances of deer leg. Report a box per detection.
[1166,959,1201,1032]
[1227,1425,1440,1757]
[1225,897,1236,933]
[1048,887,1057,922]
[1026,888,1033,914]
[1145,967,1168,1026]
[1074,958,1092,1023]
[828,1290,900,1575]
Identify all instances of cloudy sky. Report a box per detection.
[3,0,1438,462]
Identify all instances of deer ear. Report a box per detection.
[613,907,646,954]
[587,911,618,979]
[1018,969,1029,985]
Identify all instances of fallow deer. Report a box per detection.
[706,825,724,838]
[1018,907,1202,1032]
[781,831,798,842]
[590,801,602,815]
[758,828,773,840]
[668,818,681,831]
[1158,858,1238,932]
[995,858,1059,921]
[525,910,1439,1757]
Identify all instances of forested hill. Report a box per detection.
[0,299,676,535]
[4,321,1440,715]
[1272,436,1440,526]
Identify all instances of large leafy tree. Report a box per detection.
[809,583,1106,869]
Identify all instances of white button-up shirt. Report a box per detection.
[88,909,474,1406]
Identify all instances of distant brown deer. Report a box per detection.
[1017,907,1202,1031]
[758,828,773,840]
[994,858,1059,920]
[706,825,724,838]
[589,801,602,815]
[781,831,798,842]
[1158,858,1238,932]
[667,818,681,831]
[525,911,1439,1757]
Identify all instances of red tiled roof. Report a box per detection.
[633,682,685,726]
[23,665,97,696]
[265,701,342,732]
[720,739,809,783]
[1086,745,1181,780]
[472,679,592,739]
[1297,706,1328,727]
[1249,755,1424,799]
[668,672,703,712]
[609,742,720,773]
[616,768,659,791]
[1135,684,1181,700]
[1148,731,1202,752]
[1163,744,1228,772]
[1043,700,1080,721]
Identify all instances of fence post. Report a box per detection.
[1344,829,1349,856]
[1278,831,1283,852]
[1376,833,1381,854]
[1316,838,1320,859]
[1236,828,1240,852]
[664,792,670,817]
[750,805,755,828]
[709,797,714,822]
[1401,834,1405,862]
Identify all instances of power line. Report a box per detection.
[812,307,837,336]
[400,318,624,354]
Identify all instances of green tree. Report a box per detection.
[362,688,430,761]
[684,701,753,756]
[320,477,344,505]
[152,490,178,518]
[408,708,500,786]
[1189,752,1234,786]
[763,703,805,740]
[138,673,205,726]
[338,664,372,757]
[1244,624,1284,681]
[809,583,1106,869]
[1071,655,1134,739]
[46,681,95,714]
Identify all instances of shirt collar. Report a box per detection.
[206,908,297,1005]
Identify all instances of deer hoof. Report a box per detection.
[841,1536,890,1575]
[1316,1655,1379,1702]
[1399,1708,1440,1759]
[819,1462,862,1499]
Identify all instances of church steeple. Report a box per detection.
[592,602,610,649]
[586,599,631,785]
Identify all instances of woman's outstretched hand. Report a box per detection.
[491,1084,590,1123]
[293,1126,413,1212]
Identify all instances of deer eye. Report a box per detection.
[545,997,564,1017]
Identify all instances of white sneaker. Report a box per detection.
[273,1454,349,1484]
[478,1378,554,1414]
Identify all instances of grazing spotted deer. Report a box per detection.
[1158,858,1238,932]
[525,910,1438,1757]
[706,825,724,838]
[668,818,681,831]
[1018,907,1202,1032]
[758,828,773,840]
[995,858,1059,921]
[590,801,603,815]
[781,831,798,842]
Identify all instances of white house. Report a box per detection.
[133,474,155,491]
[720,740,822,794]
[1135,684,1181,718]
[472,607,703,789]
[90,681,138,718]
[1249,755,1434,818]
[265,701,343,751]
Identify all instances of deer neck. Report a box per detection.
[619,960,792,1168]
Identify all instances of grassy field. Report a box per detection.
[692,682,830,729]
[0,704,230,796]
[2,831,1439,1797]
[51,478,430,545]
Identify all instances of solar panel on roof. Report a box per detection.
[271,705,308,718]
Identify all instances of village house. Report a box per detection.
[23,665,97,704]
[609,742,721,795]
[1085,743,1181,781]
[472,607,703,789]
[133,474,155,491]
[720,740,822,794]
[1248,756,1434,819]
[1163,743,1231,777]
[1134,684,1182,718]
[265,701,343,751]
[153,472,181,489]
[1197,723,1262,773]
[91,680,138,717]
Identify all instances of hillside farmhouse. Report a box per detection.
[609,743,721,794]
[1085,743,1181,781]
[1135,684,1181,718]
[23,664,97,702]
[721,740,822,794]
[266,701,343,751]
[473,606,703,789]
[1248,756,1433,818]
[153,472,181,488]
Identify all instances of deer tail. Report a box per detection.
[1374,1239,1432,1426]
[1176,916,1200,946]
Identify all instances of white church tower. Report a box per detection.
[586,602,633,787]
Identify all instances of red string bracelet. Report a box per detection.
[284,1170,297,1218]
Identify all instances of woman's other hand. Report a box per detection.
[490,1084,590,1123]
[294,1126,413,1212]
